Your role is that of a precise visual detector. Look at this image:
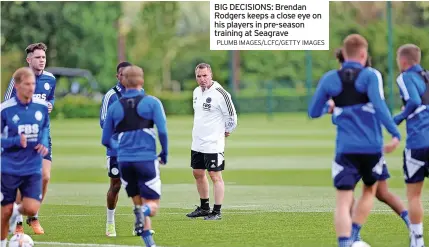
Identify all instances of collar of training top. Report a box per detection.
[15,96,32,106]
[116,81,126,91]
[405,64,423,73]
[342,61,364,69]
[201,81,219,91]
[123,89,144,96]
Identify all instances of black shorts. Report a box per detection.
[106,156,120,178]
[190,150,225,172]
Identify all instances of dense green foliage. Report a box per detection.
[50,91,310,118]
[1,2,428,115]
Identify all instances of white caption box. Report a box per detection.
[210,0,329,50]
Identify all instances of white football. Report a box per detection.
[351,241,371,247]
[8,233,34,247]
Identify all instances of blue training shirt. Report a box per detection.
[308,61,401,154]
[394,64,429,149]
[101,89,168,162]
[4,70,56,106]
[4,70,56,132]
[99,82,126,157]
[1,97,50,176]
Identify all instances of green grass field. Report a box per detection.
[17,113,429,247]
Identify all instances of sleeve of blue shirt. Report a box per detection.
[366,69,401,139]
[40,109,50,147]
[101,105,116,149]
[150,97,168,155]
[308,72,331,118]
[393,73,421,125]
[100,92,115,128]
[4,78,16,101]
[47,81,56,106]
[1,109,21,148]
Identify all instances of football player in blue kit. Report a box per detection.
[393,44,429,247]
[308,34,401,247]
[334,48,410,240]
[4,42,56,235]
[102,66,168,247]
[1,67,50,247]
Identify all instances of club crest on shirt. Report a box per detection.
[12,115,19,124]
[35,111,43,121]
[206,97,212,103]
[202,101,211,111]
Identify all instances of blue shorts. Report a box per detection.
[379,163,390,180]
[1,173,42,206]
[357,162,390,181]
[332,153,384,190]
[403,148,429,184]
[119,160,161,200]
[106,156,120,178]
[43,136,52,161]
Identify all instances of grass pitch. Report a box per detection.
[18,113,429,247]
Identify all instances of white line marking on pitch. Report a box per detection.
[34,242,145,247]
[36,208,429,218]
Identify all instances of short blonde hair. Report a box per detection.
[123,66,144,87]
[343,34,368,58]
[12,67,34,84]
[397,44,421,64]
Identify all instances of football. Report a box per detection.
[351,241,371,247]
[8,233,34,247]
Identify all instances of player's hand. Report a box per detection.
[393,115,403,125]
[327,99,335,114]
[47,102,53,113]
[225,132,230,137]
[383,137,400,154]
[35,144,49,157]
[20,134,27,148]
[158,151,167,165]
[401,106,405,111]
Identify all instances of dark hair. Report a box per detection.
[335,48,345,63]
[365,56,372,67]
[116,62,132,73]
[25,43,47,54]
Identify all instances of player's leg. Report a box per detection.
[139,198,159,247]
[1,204,13,247]
[1,173,20,245]
[136,160,161,247]
[205,152,225,220]
[13,190,24,234]
[106,156,121,237]
[350,154,382,242]
[186,150,210,218]
[332,154,361,247]
[406,182,425,247]
[335,189,355,246]
[118,161,147,237]
[20,173,42,235]
[375,164,410,229]
[27,142,51,235]
[403,148,427,247]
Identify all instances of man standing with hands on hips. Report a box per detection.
[186,63,238,220]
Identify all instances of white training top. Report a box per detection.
[191,81,238,153]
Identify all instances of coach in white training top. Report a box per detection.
[186,63,237,221]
